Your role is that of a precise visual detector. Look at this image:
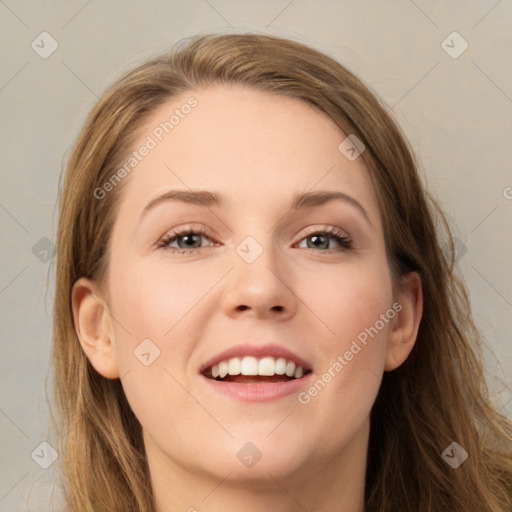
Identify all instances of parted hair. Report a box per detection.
[52,33,512,511]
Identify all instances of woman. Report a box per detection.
[52,33,512,511]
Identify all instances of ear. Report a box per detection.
[385,272,423,371]
[71,277,120,379]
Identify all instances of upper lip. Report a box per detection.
[199,343,312,374]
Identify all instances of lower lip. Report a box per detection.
[200,373,314,402]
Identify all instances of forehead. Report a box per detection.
[114,84,380,224]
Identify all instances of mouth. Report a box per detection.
[199,344,314,401]
[201,355,312,384]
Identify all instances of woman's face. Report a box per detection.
[78,84,418,490]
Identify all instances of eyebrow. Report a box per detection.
[142,190,223,215]
[141,189,371,225]
[291,191,371,225]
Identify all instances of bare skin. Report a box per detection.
[73,84,422,512]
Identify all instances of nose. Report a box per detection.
[221,240,298,321]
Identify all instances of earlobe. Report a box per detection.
[385,272,423,372]
[71,277,120,379]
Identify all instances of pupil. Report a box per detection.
[309,235,328,249]
[180,234,201,248]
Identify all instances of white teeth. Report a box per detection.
[285,361,296,377]
[275,357,287,375]
[218,361,229,379]
[258,357,276,376]
[207,356,307,380]
[240,356,259,375]
[228,357,241,375]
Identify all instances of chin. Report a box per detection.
[197,437,310,483]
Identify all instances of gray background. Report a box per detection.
[1,1,511,510]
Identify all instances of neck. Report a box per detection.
[147,419,369,512]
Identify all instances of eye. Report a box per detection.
[296,227,352,252]
[158,226,217,254]
[157,225,352,256]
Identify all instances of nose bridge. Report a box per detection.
[221,231,297,318]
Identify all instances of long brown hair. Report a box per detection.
[52,33,512,511]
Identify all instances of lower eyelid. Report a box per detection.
[296,235,351,249]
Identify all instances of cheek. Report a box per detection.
[106,258,223,407]
[302,253,393,347]
[108,258,215,346]
[105,262,204,438]
[295,257,392,429]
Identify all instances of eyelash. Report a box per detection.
[157,226,218,256]
[157,225,352,256]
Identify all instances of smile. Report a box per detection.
[203,355,311,382]
[199,343,314,401]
